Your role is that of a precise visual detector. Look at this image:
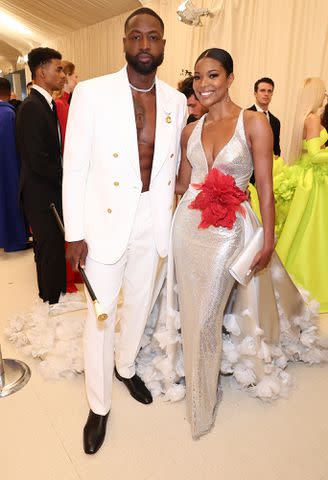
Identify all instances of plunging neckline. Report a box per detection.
[199,109,243,173]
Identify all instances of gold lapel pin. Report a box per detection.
[166,114,172,124]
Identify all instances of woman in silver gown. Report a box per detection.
[171,49,327,439]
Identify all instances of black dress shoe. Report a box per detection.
[83,410,109,455]
[115,368,153,404]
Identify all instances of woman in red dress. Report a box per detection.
[55,61,81,292]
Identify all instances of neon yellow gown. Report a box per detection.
[249,155,302,238]
[275,129,328,312]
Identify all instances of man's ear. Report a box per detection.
[35,65,44,81]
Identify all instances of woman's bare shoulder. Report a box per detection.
[305,113,321,125]
[243,109,268,135]
[243,109,265,122]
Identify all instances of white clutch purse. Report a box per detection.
[229,227,264,286]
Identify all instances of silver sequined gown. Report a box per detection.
[172,110,327,439]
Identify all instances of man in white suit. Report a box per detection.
[63,8,186,454]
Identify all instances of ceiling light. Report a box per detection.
[177,1,212,26]
[0,10,32,35]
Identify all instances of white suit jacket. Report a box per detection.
[63,66,186,264]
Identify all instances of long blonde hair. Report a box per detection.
[53,60,75,100]
[288,77,326,164]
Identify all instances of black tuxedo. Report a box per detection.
[247,104,281,184]
[17,88,66,303]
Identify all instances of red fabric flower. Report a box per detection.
[188,168,247,229]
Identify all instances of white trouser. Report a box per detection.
[84,192,160,415]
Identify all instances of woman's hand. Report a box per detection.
[249,244,275,275]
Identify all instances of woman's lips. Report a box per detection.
[199,91,215,97]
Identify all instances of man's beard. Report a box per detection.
[125,51,164,75]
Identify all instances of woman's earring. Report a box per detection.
[226,91,230,103]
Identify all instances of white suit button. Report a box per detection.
[168,180,171,185]
[114,181,119,186]
[113,153,119,158]
[107,208,112,213]
[170,153,174,158]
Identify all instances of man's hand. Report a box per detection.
[66,240,88,272]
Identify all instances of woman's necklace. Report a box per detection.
[129,80,156,93]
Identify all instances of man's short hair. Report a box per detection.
[254,77,274,92]
[0,77,11,98]
[28,47,62,79]
[178,76,195,99]
[124,7,164,34]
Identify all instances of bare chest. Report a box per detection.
[202,117,239,167]
[132,92,156,147]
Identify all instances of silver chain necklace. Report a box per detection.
[129,80,156,93]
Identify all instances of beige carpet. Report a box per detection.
[1,248,328,480]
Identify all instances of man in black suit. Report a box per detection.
[17,48,66,305]
[248,77,281,184]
